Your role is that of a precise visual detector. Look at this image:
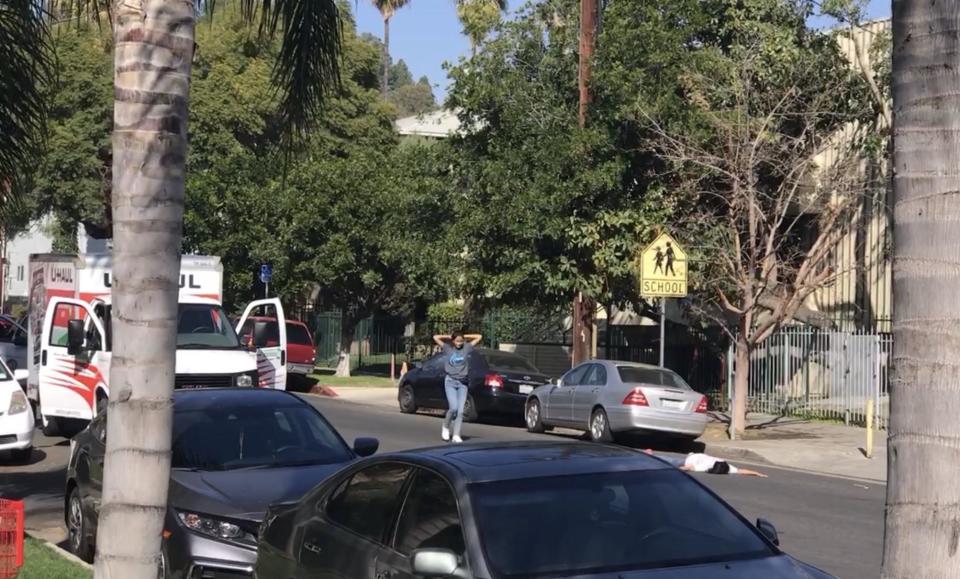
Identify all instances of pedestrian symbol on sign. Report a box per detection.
[638,233,687,298]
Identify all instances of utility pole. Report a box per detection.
[571,0,599,367]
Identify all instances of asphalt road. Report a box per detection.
[0,394,884,578]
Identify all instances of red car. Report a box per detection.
[238,317,317,375]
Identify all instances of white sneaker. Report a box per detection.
[452,436,463,444]
[442,426,451,442]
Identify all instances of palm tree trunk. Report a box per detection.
[95,1,193,576]
[884,0,960,576]
[382,15,391,95]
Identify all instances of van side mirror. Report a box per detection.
[67,320,85,356]
[253,321,270,348]
[756,518,780,546]
[411,549,467,578]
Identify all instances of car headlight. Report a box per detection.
[8,390,28,415]
[235,374,253,388]
[177,511,255,545]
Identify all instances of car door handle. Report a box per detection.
[303,542,323,554]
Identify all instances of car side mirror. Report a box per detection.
[253,321,270,348]
[411,549,468,578]
[67,320,85,356]
[353,437,379,458]
[756,518,780,546]
[14,369,28,387]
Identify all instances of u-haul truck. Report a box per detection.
[27,254,287,437]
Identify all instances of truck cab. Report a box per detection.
[36,296,286,437]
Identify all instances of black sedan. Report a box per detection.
[398,348,548,421]
[256,441,835,579]
[64,388,378,578]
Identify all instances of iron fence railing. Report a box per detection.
[730,326,891,428]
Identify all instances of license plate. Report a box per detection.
[662,399,685,410]
[519,385,534,394]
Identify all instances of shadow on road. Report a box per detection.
[0,448,48,466]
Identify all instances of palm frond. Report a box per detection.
[256,0,343,140]
[0,0,55,223]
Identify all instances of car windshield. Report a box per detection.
[618,366,691,389]
[176,304,241,349]
[171,403,352,471]
[471,469,774,578]
[286,323,312,345]
[484,352,540,374]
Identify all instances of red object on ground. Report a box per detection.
[0,499,24,579]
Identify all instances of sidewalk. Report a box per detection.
[701,414,887,482]
[314,386,887,482]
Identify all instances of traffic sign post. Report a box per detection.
[638,232,688,367]
[259,264,273,298]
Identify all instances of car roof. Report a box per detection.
[385,441,671,484]
[172,388,306,411]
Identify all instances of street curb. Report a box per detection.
[700,443,769,465]
[25,530,93,571]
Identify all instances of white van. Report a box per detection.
[27,254,287,437]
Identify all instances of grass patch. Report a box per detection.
[20,537,91,579]
[310,371,396,388]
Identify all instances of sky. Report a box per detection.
[350,0,892,103]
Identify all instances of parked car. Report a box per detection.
[256,441,834,579]
[398,348,548,421]
[0,358,33,462]
[64,388,378,577]
[0,314,28,373]
[526,360,709,442]
[237,316,317,376]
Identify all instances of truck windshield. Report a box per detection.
[176,304,241,349]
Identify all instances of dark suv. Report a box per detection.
[64,388,378,578]
[398,348,548,421]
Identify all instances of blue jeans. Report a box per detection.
[444,376,468,438]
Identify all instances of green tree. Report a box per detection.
[0,0,54,223]
[371,0,412,95]
[32,25,113,240]
[446,0,672,311]
[456,0,507,56]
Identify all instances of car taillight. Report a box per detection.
[485,373,504,389]
[622,388,649,406]
[695,395,708,414]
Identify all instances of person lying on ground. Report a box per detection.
[643,449,768,477]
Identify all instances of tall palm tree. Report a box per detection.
[371,0,411,95]
[23,2,342,577]
[0,0,53,224]
[455,0,507,56]
[884,0,960,576]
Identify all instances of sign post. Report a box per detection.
[259,264,273,299]
[638,232,688,368]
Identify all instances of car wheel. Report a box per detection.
[398,384,417,414]
[42,415,62,438]
[462,394,479,423]
[67,487,94,562]
[590,408,614,443]
[526,398,546,433]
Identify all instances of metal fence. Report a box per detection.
[734,326,891,427]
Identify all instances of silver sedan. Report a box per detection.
[526,360,709,442]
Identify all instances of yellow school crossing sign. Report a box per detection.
[639,232,687,298]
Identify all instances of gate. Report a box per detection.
[738,327,890,427]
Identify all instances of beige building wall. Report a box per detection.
[806,19,892,332]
